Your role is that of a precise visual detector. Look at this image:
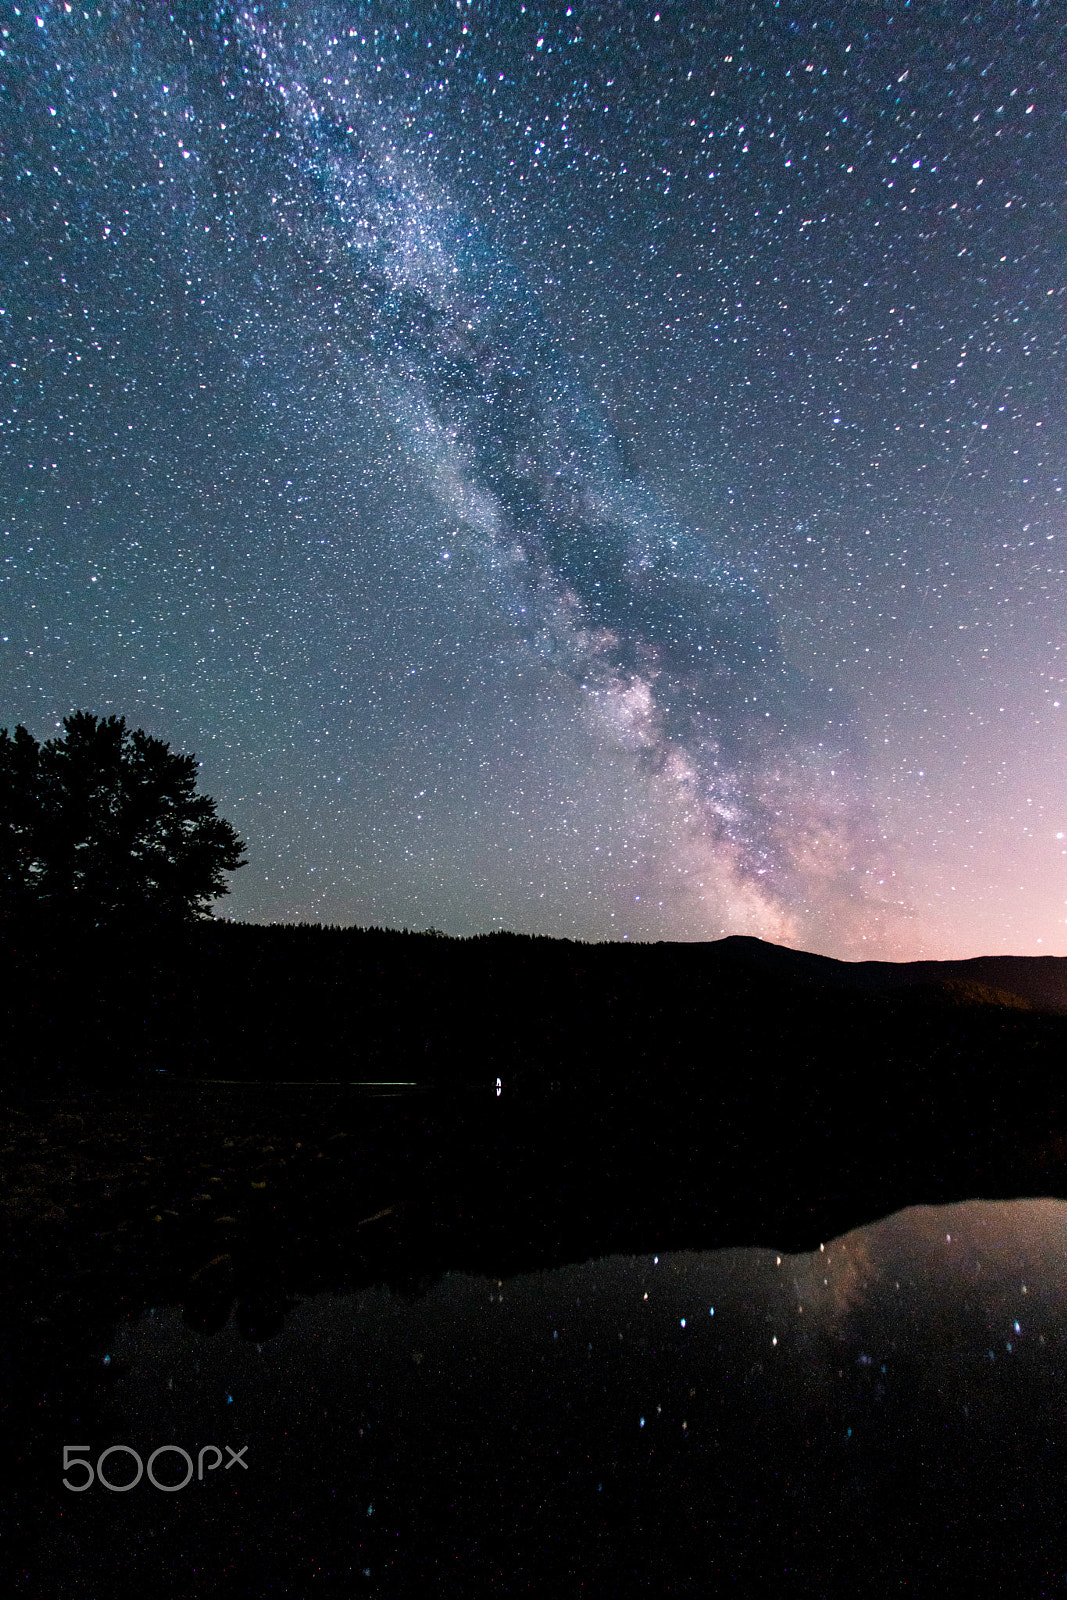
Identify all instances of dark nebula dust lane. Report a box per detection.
[1,2,1063,954]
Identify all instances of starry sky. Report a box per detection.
[1,0,1064,958]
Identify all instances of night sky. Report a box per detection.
[1,0,1063,958]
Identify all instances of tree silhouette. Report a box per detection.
[0,712,247,930]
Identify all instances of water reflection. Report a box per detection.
[36,1200,1067,1594]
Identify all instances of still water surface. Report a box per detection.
[34,1198,1067,1594]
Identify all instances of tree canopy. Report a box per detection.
[0,711,247,930]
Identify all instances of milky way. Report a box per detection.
[1,2,1063,955]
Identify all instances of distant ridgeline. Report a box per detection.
[3,922,1067,1097]
[710,933,1067,1015]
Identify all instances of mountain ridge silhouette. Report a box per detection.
[714,933,1067,1014]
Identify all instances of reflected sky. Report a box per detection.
[40,1199,1067,1594]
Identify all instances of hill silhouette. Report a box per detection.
[5,920,1067,1256]
[716,933,1067,1013]
[5,921,1067,1093]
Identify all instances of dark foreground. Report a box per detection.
[5,925,1067,1592]
[6,922,1067,1316]
[7,1076,1067,1597]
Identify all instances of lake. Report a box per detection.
[17,1194,1067,1595]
